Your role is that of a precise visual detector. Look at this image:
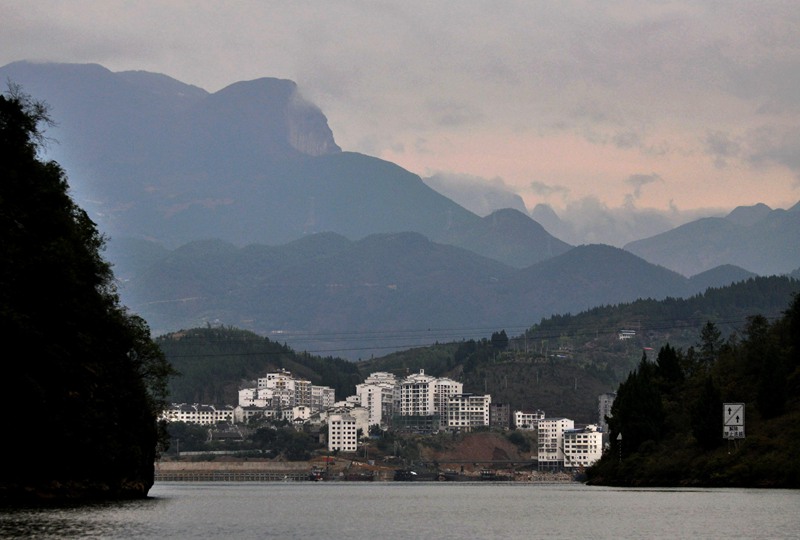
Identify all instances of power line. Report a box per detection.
[158,313,779,358]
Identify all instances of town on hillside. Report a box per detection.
[161,368,615,474]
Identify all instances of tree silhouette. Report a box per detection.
[0,88,174,501]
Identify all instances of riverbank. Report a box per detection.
[154,459,577,483]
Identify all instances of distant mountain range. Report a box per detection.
[625,202,800,276]
[1,61,576,268]
[3,60,796,357]
[116,232,761,359]
[0,61,478,247]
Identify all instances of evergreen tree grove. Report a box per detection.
[588,294,800,488]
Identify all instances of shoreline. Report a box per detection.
[154,460,578,483]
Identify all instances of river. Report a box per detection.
[1,482,798,539]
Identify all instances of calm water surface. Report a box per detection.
[2,482,798,539]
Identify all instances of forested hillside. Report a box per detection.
[355,337,616,423]
[587,292,800,488]
[357,276,799,422]
[161,276,800,425]
[517,275,799,357]
[157,327,361,405]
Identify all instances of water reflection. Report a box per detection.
[2,483,798,540]
[1,497,160,539]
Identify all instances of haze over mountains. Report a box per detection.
[119,235,758,357]
[427,176,719,248]
[2,61,797,357]
[625,202,800,276]
[0,61,477,247]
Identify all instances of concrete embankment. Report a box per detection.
[154,460,576,483]
[154,459,395,482]
[156,461,321,481]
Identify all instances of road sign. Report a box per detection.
[723,403,745,439]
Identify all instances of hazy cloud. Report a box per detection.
[704,131,742,168]
[424,173,527,216]
[745,125,800,180]
[426,100,483,128]
[530,181,570,199]
[625,173,664,199]
[613,131,643,149]
[540,196,723,247]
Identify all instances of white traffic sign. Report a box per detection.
[723,403,745,439]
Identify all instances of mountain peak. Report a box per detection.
[531,203,561,222]
[208,77,341,157]
[117,70,209,103]
[436,207,572,268]
[215,77,297,99]
[725,203,772,227]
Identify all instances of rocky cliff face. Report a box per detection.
[288,91,341,156]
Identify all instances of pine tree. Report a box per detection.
[607,353,665,456]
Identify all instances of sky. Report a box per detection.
[2,0,799,219]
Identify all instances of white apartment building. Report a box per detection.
[327,413,358,452]
[514,409,545,430]
[315,405,370,436]
[295,379,312,408]
[400,370,438,417]
[537,417,574,470]
[257,372,297,409]
[239,388,257,407]
[357,379,400,428]
[292,405,312,422]
[233,405,292,423]
[238,388,274,408]
[447,393,491,431]
[311,385,336,411]
[563,424,603,469]
[399,370,463,418]
[363,372,399,385]
[249,370,334,411]
[162,404,235,425]
[434,377,463,420]
[258,369,293,389]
